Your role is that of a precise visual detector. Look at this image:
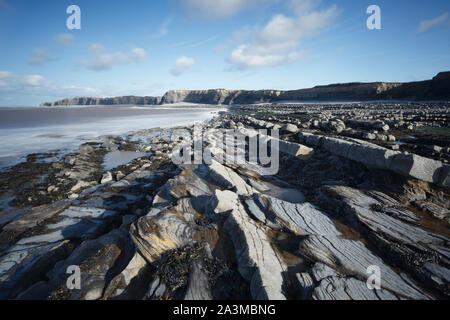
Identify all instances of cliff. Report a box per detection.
[40,72,450,106]
[41,96,162,107]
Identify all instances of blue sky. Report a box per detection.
[0,0,449,106]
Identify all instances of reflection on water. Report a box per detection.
[103,151,149,171]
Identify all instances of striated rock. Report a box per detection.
[321,185,450,296]
[308,263,398,300]
[222,201,287,300]
[184,261,213,300]
[206,161,254,196]
[248,194,341,236]
[49,230,133,300]
[0,241,73,299]
[299,235,429,299]
[0,200,71,245]
[130,200,200,263]
[16,229,133,300]
[293,263,400,300]
[295,272,315,299]
[414,201,450,223]
[298,132,450,187]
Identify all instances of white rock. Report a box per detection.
[388,135,396,142]
[71,180,94,192]
[209,189,239,214]
[207,161,254,196]
[101,171,113,184]
[281,123,299,134]
[223,201,287,300]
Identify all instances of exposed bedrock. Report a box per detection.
[0,110,449,300]
[298,132,450,188]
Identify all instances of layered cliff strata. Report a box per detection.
[40,72,450,106]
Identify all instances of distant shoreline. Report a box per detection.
[0,103,227,109]
[40,71,450,107]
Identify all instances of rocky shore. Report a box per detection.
[0,101,449,300]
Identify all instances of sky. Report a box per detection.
[0,0,449,106]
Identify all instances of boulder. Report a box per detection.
[101,172,113,184]
[363,133,376,140]
[281,123,299,134]
[298,132,450,187]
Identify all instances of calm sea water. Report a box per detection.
[0,105,222,168]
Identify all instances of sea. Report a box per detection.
[0,105,223,168]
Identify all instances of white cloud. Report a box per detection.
[28,48,56,66]
[85,45,147,71]
[0,71,51,91]
[416,13,448,34]
[182,0,266,18]
[171,56,195,76]
[128,47,147,59]
[0,71,13,78]
[55,33,75,47]
[0,70,101,100]
[23,74,47,86]
[227,3,339,70]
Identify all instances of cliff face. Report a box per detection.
[376,72,450,100]
[41,96,162,107]
[40,72,450,106]
[160,89,283,105]
[279,82,403,101]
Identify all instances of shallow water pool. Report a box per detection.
[102,151,149,171]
